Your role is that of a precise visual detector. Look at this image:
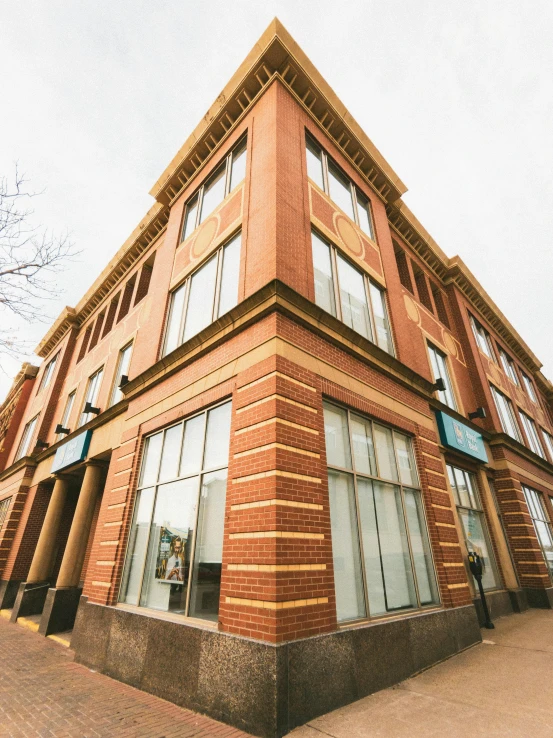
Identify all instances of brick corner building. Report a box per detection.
[1,18,553,738]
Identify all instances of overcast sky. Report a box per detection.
[1,0,552,402]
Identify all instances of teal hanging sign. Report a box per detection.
[435,411,488,463]
[51,430,92,473]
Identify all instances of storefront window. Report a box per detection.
[324,402,439,622]
[119,401,232,623]
[446,465,499,591]
[522,485,553,579]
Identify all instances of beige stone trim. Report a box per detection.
[428,485,448,493]
[442,562,464,567]
[232,469,321,484]
[435,522,456,529]
[439,541,461,548]
[107,502,126,510]
[225,596,328,610]
[511,536,537,540]
[422,451,441,461]
[104,521,123,528]
[235,417,319,436]
[231,499,323,511]
[91,581,111,588]
[504,511,531,516]
[96,561,115,567]
[432,503,451,511]
[234,442,319,459]
[238,370,316,393]
[117,451,135,462]
[514,548,542,552]
[516,560,543,565]
[99,540,119,546]
[227,563,327,572]
[447,583,469,589]
[236,393,317,415]
[228,531,324,540]
[110,484,129,494]
[492,460,553,492]
[521,573,550,578]
[114,468,132,477]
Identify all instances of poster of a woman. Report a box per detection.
[155,526,188,582]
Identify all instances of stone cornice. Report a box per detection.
[0,363,38,417]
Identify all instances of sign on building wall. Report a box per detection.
[435,411,488,463]
[51,430,93,473]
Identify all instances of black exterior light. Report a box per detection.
[55,424,70,435]
[432,378,446,393]
[468,407,486,421]
[84,402,101,415]
[119,375,129,389]
[34,439,49,450]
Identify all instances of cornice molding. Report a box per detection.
[0,363,38,417]
[489,432,553,478]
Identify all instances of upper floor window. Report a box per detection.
[306,134,375,241]
[181,137,247,243]
[521,371,537,403]
[427,343,457,410]
[522,485,553,579]
[542,430,553,463]
[14,415,39,461]
[0,497,11,531]
[38,354,58,393]
[312,231,393,354]
[119,401,232,623]
[519,411,545,458]
[498,347,519,385]
[324,402,439,622]
[163,232,241,356]
[490,385,521,442]
[109,342,133,407]
[56,391,76,441]
[79,367,104,427]
[446,465,499,591]
[470,316,495,361]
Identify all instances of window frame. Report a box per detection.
[56,390,76,442]
[521,372,537,403]
[542,429,553,463]
[109,341,134,407]
[311,230,394,356]
[37,353,59,393]
[470,316,495,361]
[305,133,376,241]
[324,400,440,623]
[14,415,39,461]
[522,485,553,580]
[118,399,232,622]
[427,342,457,410]
[498,347,519,386]
[180,135,247,244]
[519,411,546,458]
[162,231,241,357]
[0,497,11,531]
[78,367,104,427]
[446,464,500,592]
[490,384,522,442]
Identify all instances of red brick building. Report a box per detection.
[1,19,553,737]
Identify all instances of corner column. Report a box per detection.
[10,475,72,622]
[39,460,106,635]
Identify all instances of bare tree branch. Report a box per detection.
[0,165,79,358]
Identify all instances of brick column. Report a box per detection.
[219,355,336,643]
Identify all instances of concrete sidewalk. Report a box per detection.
[290,609,553,737]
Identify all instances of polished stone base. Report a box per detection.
[524,586,553,609]
[0,579,22,610]
[472,588,528,627]
[10,581,51,622]
[72,598,481,738]
[39,586,82,636]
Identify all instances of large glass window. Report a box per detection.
[109,342,133,407]
[312,231,393,354]
[446,465,499,591]
[38,353,58,393]
[306,134,375,241]
[119,401,231,623]
[180,136,247,243]
[519,411,545,459]
[470,316,495,361]
[14,415,39,461]
[542,430,553,463]
[324,402,439,622]
[522,485,553,579]
[490,385,521,442]
[427,342,457,410]
[79,367,104,427]
[498,347,519,386]
[163,233,241,356]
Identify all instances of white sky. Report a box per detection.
[1,0,552,402]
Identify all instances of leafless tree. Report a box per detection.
[0,166,78,358]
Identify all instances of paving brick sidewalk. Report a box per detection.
[0,618,252,738]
